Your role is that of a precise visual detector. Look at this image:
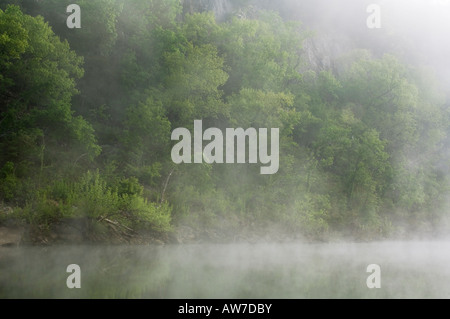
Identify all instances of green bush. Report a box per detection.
[69,170,121,220]
[67,171,172,233]
[283,194,331,238]
[118,177,144,197]
[0,162,18,202]
[121,195,172,233]
[8,170,172,240]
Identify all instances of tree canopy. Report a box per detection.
[0,1,449,242]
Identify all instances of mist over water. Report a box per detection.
[1,242,450,299]
[1,0,450,300]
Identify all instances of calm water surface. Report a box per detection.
[1,241,449,298]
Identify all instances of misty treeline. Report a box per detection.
[0,0,449,241]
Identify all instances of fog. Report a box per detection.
[2,242,450,298]
[241,0,450,94]
[2,0,450,300]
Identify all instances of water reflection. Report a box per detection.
[1,242,450,298]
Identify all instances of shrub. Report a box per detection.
[0,162,18,202]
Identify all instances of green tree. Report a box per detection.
[0,6,99,197]
[162,41,229,126]
[121,97,171,186]
[215,9,306,94]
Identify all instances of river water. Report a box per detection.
[1,241,450,298]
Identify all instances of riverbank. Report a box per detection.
[1,212,442,247]
[0,220,316,247]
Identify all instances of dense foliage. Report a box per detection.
[0,1,449,241]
